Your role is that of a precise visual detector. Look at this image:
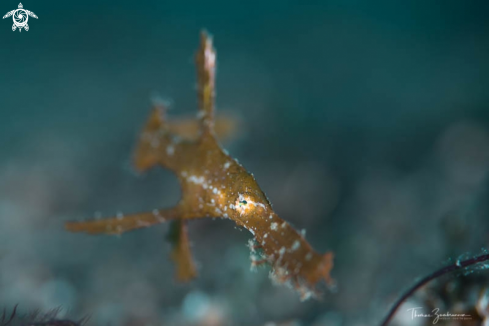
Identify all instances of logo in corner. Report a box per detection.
[3,3,37,32]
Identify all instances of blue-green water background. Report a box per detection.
[1,1,489,325]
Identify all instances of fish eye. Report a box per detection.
[239,200,247,205]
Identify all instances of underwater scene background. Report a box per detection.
[1,0,489,325]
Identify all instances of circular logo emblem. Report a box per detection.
[13,9,27,27]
